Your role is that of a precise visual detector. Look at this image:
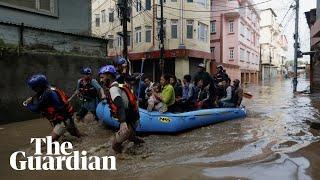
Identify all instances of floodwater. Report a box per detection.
[1,76,320,180]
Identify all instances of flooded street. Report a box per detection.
[1,77,320,180]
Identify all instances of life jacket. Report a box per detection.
[41,87,74,124]
[78,78,98,99]
[106,83,139,121]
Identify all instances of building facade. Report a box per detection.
[0,0,92,35]
[260,8,288,80]
[305,0,320,93]
[92,0,211,80]
[210,0,260,84]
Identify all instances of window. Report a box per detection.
[228,20,234,33]
[135,27,142,43]
[247,28,250,40]
[109,12,114,22]
[240,48,245,61]
[197,0,208,7]
[157,20,166,39]
[136,0,142,12]
[198,22,208,42]
[240,22,244,36]
[247,51,250,62]
[117,36,123,47]
[171,0,177,2]
[0,0,56,14]
[171,19,178,39]
[108,35,114,49]
[95,14,100,27]
[210,21,216,33]
[101,10,106,23]
[145,26,152,42]
[127,34,131,46]
[229,48,234,59]
[187,0,193,2]
[211,47,215,56]
[146,0,152,10]
[186,20,193,39]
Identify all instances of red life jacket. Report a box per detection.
[106,83,139,121]
[41,87,74,124]
[78,78,98,99]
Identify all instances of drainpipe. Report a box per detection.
[220,14,223,64]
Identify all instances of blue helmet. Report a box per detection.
[99,65,117,76]
[27,74,48,89]
[82,67,92,75]
[115,57,127,65]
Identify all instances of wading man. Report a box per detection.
[23,74,82,141]
[98,65,144,153]
[75,67,106,122]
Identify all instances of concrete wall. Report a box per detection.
[0,0,91,34]
[0,52,109,124]
[0,23,107,57]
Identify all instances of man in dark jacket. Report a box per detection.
[193,63,212,87]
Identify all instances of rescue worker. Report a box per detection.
[98,65,144,153]
[192,63,212,87]
[114,57,130,84]
[23,74,82,141]
[75,67,106,122]
[219,78,234,107]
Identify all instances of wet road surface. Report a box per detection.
[1,77,320,179]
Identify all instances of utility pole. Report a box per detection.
[293,0,299,92]
[118,0,129,60]
[159,0,165,75]
[269,48,272,80]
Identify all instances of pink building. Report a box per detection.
[210,0,260,84]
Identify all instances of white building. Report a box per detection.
[92,0,211,80]
[260,8,288,80]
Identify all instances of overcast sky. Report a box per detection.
[255,0,316,62]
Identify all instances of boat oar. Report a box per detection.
[68,91,78,102]
[137,58,145,100]
[243,92,253,99]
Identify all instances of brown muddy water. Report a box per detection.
[1,77,320,180]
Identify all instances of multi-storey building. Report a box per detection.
[260,8,288,80]
[210,0,260,84]
[92,0,211,80]
[305,0,320,93]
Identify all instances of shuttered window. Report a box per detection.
[0,0,55,14]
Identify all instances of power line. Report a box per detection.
[279,2,294,26]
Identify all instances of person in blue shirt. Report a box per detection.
[23,74,82,141]
[75,67,106,122]
[180,75,196,111]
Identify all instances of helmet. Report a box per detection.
[99,65,117,76]
[115,57,127,65]
[82,67,92,75]
[27,74,48,89]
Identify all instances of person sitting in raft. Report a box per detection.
[153,74,176,112]
[195,79,210,109]
[181,74,196,111]
[170,75,183,112]
[218,78,233,107]
[147,83,167,113]
[23,74,83,141]
[231,79,243,107]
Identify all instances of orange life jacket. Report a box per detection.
[106,83,139,121]
[41,87,74,124]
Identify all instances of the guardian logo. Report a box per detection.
[10,136,116,170]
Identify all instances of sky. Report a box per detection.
[255,0,316,62]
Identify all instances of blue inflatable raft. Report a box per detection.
[96,102,246,133]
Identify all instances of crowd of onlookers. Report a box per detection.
[132,63,243,113]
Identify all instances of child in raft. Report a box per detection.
[147,83,167,113]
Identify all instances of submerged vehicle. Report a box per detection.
[96,102,246,133]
